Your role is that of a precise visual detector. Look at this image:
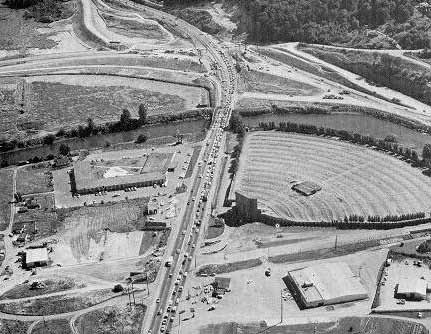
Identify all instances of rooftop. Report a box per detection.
[74,161,166,190]
[25,247,48,264]
[288,262,367,304]
[397,278,428,296]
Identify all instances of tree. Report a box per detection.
[119,108,135,131]
[423,144,431,160]
[43,134,55,145]
[59,143,70,156]
[135,133,149,144]
[138,103,148,125]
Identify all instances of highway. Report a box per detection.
[116,2,237,334]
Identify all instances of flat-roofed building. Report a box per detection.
[72,161,166,194]
[284,262,368,309]
[25,247,48,268]
[396,278,428,301]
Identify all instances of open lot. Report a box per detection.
[375,254,431,313]
[16,163,53,195]
[14,193,58,239]
[235,132,431,222]
[180,250,386,332]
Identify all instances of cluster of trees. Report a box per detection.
[234,0,428,48]
[6,0,67,23]
[259,120,424,163]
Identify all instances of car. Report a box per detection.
[160,325,166,332]
[162,319,167,325]
[176,249,181,254]
[208,305,216,311]
[157,309,162,315]
[156,298,161,303]
[396,299,406,305]
[418,312,423,318]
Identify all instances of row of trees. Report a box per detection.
[344,212,426,223]
[259,120,426,163]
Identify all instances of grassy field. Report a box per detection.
[14,193,58,238]
[0,319,31,334]
[238,69,321,96]
[0,289,118,315]
[199,317,427,334]
[0,277,85,301]
[24,78,190,132]
[75,304,145,334]
[235,132,431,222]
[0,169,13,231]
[196,258,262,276]
[32,319,72,334]
[16,163,53,195]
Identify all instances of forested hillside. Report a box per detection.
[164,0,431,49]
[234,0,430,48]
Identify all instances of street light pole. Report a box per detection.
[280,289,283,324]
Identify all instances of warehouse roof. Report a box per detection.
[397,278,428,296]
[288,262,367,304]
[25,247,48,264]
[74,161,165,190]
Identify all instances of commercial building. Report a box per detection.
[72,161,166,195]
[395,278,428,301]
[284,262,368,309]
[25,247,49,268]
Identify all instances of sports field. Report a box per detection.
[235,132,431,222]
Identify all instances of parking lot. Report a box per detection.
[375,256,431,313]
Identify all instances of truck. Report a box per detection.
[165,256,173,267]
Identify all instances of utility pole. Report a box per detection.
[334,235,338,250]
[280,289,283,324]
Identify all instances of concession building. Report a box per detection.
[284,262,368,309]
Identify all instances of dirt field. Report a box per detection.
[16,163,53,195]
[0,169,13,231]
[235,132,431,222]
[52,199,156,265]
